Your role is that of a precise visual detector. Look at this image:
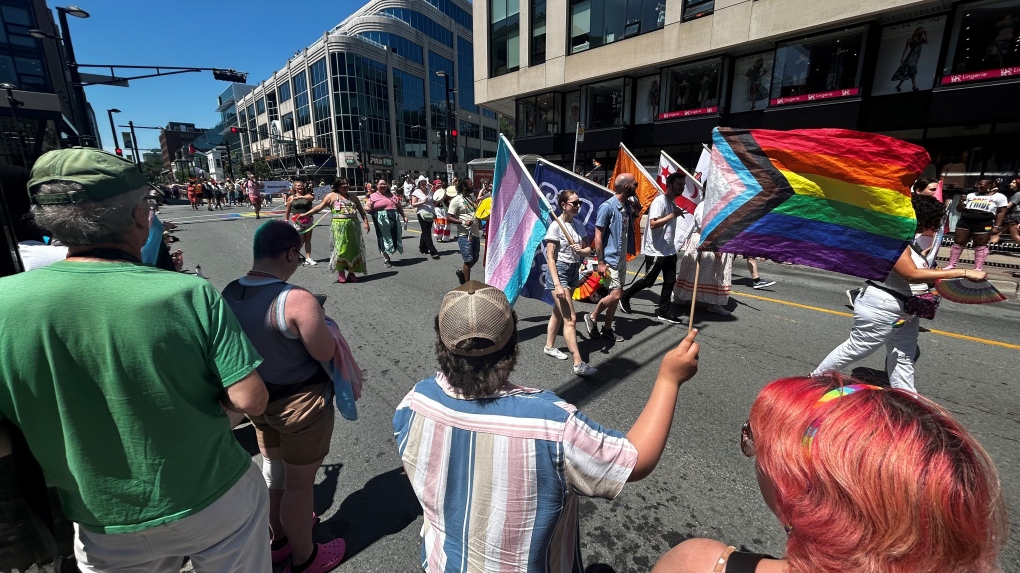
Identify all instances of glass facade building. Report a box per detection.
[237,0,499,186]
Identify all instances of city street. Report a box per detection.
[169,202,1020,572]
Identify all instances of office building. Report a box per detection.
[236,0,499,186]
[475,0,1020,186]
[159,121,207,172]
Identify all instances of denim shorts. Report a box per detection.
[545,261,582,290]
[458,235,480,263]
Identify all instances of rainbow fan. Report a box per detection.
[934,278,1007,305]
[572,271,606,301]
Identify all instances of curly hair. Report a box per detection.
[434,313,519,397]
[456,178,474,196]
[750,374,1006,573]
[911,194,946,233]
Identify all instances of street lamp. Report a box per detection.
[0,82,29,167]
[29,5,94,147]
[358,116,369,188]
[434,71,456,168]
[107,108,121,156]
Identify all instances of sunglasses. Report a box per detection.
[565,200,581,207]
[292,247,306,264]
[740,420,755,458]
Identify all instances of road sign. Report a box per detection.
[577,125,585,142]
[122,132,134,149]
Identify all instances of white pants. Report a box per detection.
[74,462,271,573]
[812,285,920,393]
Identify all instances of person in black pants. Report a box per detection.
[410,176,440,259]
[620,172,685,324]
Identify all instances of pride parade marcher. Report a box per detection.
[303,178,370,283]
[394,281,701,572]
[584,172,638,342]
[367,178,407,268]
[284,179,317,266]
[244,172,266,219]
[654,374,1007,573]
[674,202,735,316]
[542,190,597,377]
[447,178,481,284]
[409,175,440,259]
[0,148,271,571]
[222,221,346,573]
[945,179,1008,271]
[813,195,986,393]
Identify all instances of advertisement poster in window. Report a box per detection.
[658,59,721,119]
[941,0,1020,86]
[770,28,866,106]
[634,76,659,124]
[730,52,774,113]
[872,16,947,96]
[565,91,580,133]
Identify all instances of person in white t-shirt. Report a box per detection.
[620,172,685,324]
[410,176,440,259]
[542,190,597,377]
[946,179,1008,271]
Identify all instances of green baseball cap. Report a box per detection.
[28,147,149,205]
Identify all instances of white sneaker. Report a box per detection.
[307,259,317,266]
[543,347,569,360]
[573,362,598,377]
[706,304,732,316]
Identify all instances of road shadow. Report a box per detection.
[323,467,423,561]
[392,257,425,266]
[850,367,891,387]
[314,462,344,519]
[232,423,260,456]
[355,271,398,283]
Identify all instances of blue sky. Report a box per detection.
[75,0,366,152]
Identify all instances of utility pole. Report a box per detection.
[128,121,141,166]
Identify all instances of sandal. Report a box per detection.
[283,538,346,573]
[336,273,346,284]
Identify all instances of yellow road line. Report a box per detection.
[732,291,1020,350]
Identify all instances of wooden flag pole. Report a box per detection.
[687,255,701,335]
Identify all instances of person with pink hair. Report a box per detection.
[653,374,1007,573]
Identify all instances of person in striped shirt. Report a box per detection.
[393,280,701,573]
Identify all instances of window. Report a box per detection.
[582,78,629,128]
[682,0,713,22]
[516,92,561,136]
[330,52,391,157]
[659,58,722,119]
[872,16,947,96]
[256,97,266,115]
[941,0,1018,86]
[422,0,473,30]
[310,58,332,151]
[381,8,453,47]
[278,81,291,103]
[531,0,546,65]
[266,92,279,121]
[292,71,311,127]
[258,124,269,141]
[771,27,867,106]
[457,37,478,113]
[482,108,498,119]
[564,91,580,132]
[358,32,424,64]
[570,0,665,54]
[483,126,498,141]
[459,120,480,138]
[490,0,520,76]
[429,51,454,128]
[1,4,43,53]
[730,52,774,112]
[634,75,659,123]
[394,69,427,157]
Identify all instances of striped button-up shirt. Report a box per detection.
[393,373,637,573]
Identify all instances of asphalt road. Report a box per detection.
[166,202,1020,572]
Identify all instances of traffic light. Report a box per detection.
[450,129,458,139]
[115,148,123,157]
[212,68,248,83]
[230,127,239,134]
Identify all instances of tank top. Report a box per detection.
[331,197,359,219]
[220,278,325,393]
[291,196,313,213]
[882,246,929,297]
[713,547,773,573]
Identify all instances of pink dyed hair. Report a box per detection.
[749,374,1007,573]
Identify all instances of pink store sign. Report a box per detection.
[770,87,860,106]
[657,106,718,120]
[941,66,1020,85]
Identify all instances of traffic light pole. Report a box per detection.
[128,121,141,166]
[107,110,120,155]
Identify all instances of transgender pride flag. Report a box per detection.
[485,135,552,306]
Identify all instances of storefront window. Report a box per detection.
[516,92,561,136]
[634,75,659,123]
[582,78,630,129]
[659,58,722,119]
[730,52,773,113]
[564,91,581,132]
[942,0,1020,86]
[770,27,867,106]
[871,16,948,96]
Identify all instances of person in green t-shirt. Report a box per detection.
[0,148,271,572]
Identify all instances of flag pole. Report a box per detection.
[687,256,701,334]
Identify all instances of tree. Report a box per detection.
[140,156,163,183]
[252,159,273,180]
[499,114,515,142]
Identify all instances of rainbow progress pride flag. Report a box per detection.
[700,128,930,281]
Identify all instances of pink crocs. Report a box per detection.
[283,538,346,573]
[270,512,321,565]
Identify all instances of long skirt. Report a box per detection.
[330,217,366,274]
[373,210,403,255]
[674,232,733,305]
[433,207,451,243]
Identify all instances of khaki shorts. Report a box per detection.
[607,259,628,290]
[249,382,334,465]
